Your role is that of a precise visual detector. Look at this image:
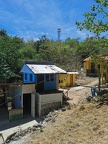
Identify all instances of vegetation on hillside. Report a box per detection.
[0,28,108,83]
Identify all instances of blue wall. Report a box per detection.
[44,74,56,91]
[21,64,37,83]
[23,73,36,83]
[20,64,56,90]
[14,86,22,108]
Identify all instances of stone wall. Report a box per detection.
[41,102,61,115]
[35,92,62,116]
[9,108,23,121]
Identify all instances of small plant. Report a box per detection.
[79,105,85,111]
[40,127,44,132]
[67,103,73,110]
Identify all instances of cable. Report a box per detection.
[0,38,107,106]
[0,74,57,106]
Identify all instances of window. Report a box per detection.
[46,74,49,81]
[25,74,27,80]
[50,74,54,81]
[46,74,54,82]
[30,74,33,81]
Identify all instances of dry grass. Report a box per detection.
[24,76,108,144]
[26,103,108,144]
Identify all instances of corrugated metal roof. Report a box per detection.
[25,60,54,65]
[67,72,79,74]
[26,64,66,74]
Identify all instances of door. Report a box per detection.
[70,75,73,86]
[31,94,35,118]
[37,74,44,92]
[23,93,31,117]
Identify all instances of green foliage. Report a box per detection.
[76,0,108,36]
[76,0,108,59]
[1,29,108,83]
[0,53,18,82]
[76,0,108,94]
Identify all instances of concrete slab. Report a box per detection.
[69,86,85,91]
[0,133,4,144]
[0,117,39,142]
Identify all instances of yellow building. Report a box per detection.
[59,72,79,88]
[84,54,108,84]
[84,57,97,76]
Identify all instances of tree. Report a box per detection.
[76,0,108,36]
[76,0,108,93]
[0,29,8,37]
[0,53,18,83]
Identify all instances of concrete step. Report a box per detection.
[0,133,4,144]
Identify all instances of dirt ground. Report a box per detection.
[25,104,108,144]
[24,76,108,144]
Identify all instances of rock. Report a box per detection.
[42,121,47,127]
[33,124,39,128]
[86,96,93,101]
[38,123,43,127]
[6,132,16,143]
[44,117,52,122]
[36,127,40,131]
[61,107,66,111]
[32,127,37,131]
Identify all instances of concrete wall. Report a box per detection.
[9,108,23,121]
[22,84,36,94]
[41,102,61,115]
[35,92,62,116]
[9,84,36,118]
[21,84,36,108]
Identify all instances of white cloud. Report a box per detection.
[0,0,94,41]
[77,30,87,39]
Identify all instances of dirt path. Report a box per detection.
[67,77,99,105]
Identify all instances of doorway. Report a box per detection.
[37,74,44,92]
[23,93,31,117]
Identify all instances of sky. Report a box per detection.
[0,0,96,41]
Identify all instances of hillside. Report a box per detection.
[23,77,108,144]
[7,76,108,144]
[25,103,108,144]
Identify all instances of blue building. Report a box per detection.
[5,61,67,120]
[20,61,66,92]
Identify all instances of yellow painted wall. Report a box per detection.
[84,60,92,72]
[59,74,70,87]
[84,58,108,84]
[101,67,108,84]
[73,74,78,86]
[84,62,86,73]
[59,74,78,87]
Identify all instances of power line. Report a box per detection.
[1,38,107,106]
